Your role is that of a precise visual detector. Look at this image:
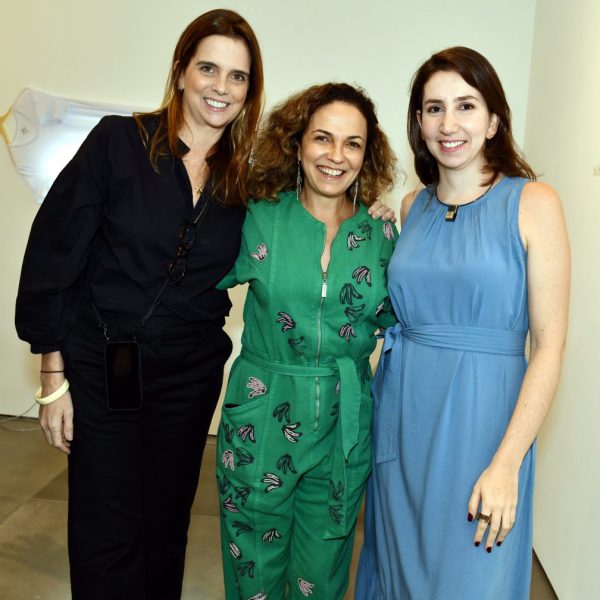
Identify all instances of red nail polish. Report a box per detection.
[474,541,480,547]
[496,541,502,547]
[486,547,492,553]
[467,513,474,522]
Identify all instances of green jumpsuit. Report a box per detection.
[216,191,396,599]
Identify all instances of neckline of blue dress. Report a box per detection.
[432,175,507,211]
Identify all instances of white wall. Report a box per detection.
[525,1,600,597]
[0,0,536,424]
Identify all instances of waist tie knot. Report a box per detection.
[372,323,527,464]
[240,348,369,539]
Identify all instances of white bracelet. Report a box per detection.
[34,379,70,405]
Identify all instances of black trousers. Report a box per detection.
[62,311,231,600]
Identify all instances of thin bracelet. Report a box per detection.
[40,370,65,374]
[34,379,70,406]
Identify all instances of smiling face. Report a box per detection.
[417,70,499,177]
[178,34,251,133]
[298,101,367,204]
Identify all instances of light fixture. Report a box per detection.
[1,88,138,202]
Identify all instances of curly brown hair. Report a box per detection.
[248,83,396,205]
[134,9,264,207]
[407,46,536,186]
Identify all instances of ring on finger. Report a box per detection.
[475,512,491,523]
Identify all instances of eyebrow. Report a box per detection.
[424,95,479,104]
[196,60,250,77]
[312,128,365,141]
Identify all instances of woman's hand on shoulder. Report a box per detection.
[368,200,397,223]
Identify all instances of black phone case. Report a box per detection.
[105,341,143,411]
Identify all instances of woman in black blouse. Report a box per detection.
[16,10,264,599]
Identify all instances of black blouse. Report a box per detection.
[16,116,245,353]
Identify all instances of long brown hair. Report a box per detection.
[249,83,396,206]
[134,9,264,207]
[407,46,536,186]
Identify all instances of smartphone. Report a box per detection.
[105,341,143,411]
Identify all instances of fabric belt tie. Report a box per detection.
[240,348,369,538]
[372,323,527,464]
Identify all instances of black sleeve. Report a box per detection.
[15,117,112,353]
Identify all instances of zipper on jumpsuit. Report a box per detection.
[315,270,327,432]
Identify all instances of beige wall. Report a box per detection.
[8,0,596,595]
[0,0,536,419]
[525,1,600,597]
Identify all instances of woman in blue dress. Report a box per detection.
[356,47,570,599]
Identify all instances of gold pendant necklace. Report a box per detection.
[195,184,204,196]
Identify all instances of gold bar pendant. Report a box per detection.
[445,205,459,222]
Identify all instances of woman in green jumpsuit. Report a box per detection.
[217,83,397,600]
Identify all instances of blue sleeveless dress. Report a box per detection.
[356,177,535,600]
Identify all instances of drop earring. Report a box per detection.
[352,179,359,213]
[296,161,303,202]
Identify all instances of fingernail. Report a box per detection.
[486,547,492,553]
[474,541,480,547]
[467,513,474,522]
[496,541,502,547]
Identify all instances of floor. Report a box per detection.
[0,417,558,599]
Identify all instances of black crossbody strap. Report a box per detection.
[93,186,213,339]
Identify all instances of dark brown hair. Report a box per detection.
[248,83,396,205]
[134,9,264,207]
[407,46,536,186]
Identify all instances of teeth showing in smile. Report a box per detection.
[318,167,343,177]
[205,98,228,109]
[441,140,465,148]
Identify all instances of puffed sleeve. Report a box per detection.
[15,117,112,353]
[217,199,274,290]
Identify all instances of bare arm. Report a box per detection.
[469,181,570,549]
[39,351,74,454]
[400,186,422,225]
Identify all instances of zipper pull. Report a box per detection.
[321,272,328,298]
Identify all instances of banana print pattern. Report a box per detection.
[238,424,256,443]
[338,323,357,342]
[262,528,281,543]
[383,221,395,241]
[298,578,315,597]
[246,376,267,398]
[276,453,297,474]
[287,336,306,356]
[262,472,283,493]
[235,447,254,466]
[339,283,363,305]
[223,496,239,513]
[250,242,268,261]
[352,265,372,286]
[282,422,303,443]
[229,541,242,558]
[347,232,366,250]
[344,304,365,322]
[358,220,373,240]
[276,311,296,332]
[222,450,235,471]
[216,196,396,598]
